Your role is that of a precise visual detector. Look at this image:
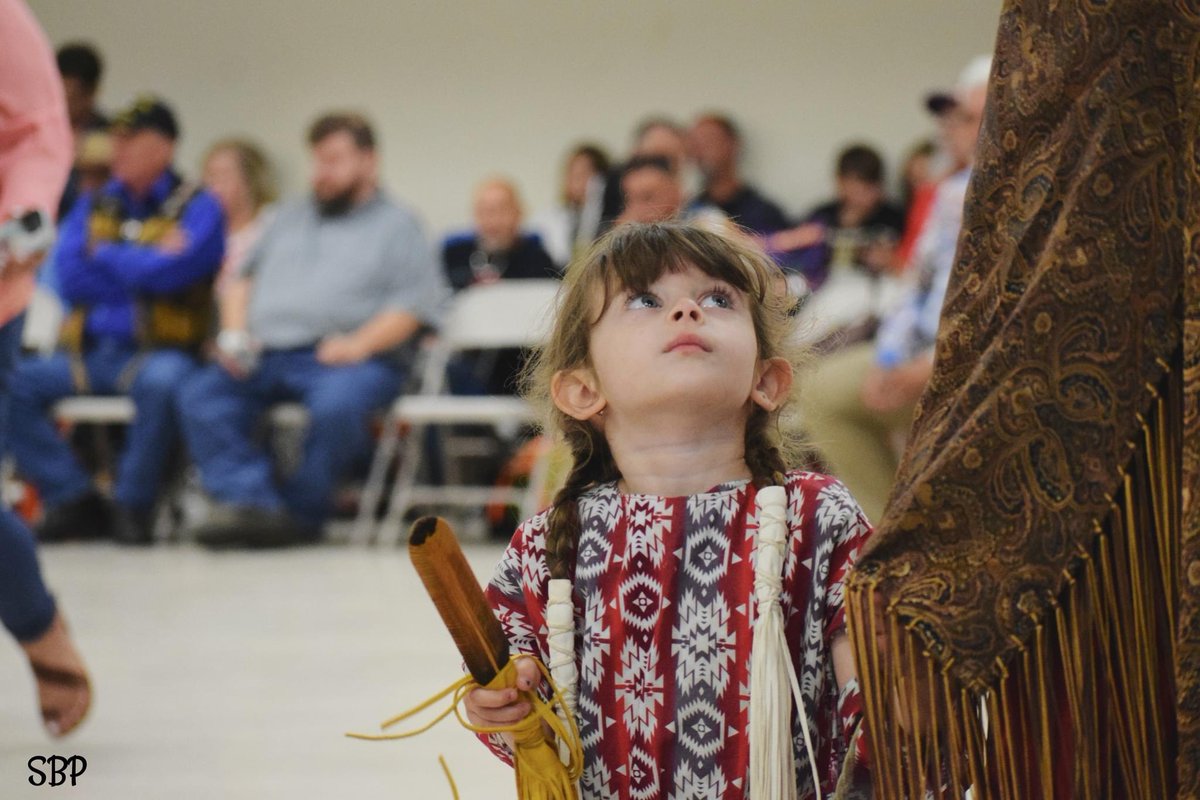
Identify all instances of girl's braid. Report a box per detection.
[545,419,614,581]
[744,408,788,490]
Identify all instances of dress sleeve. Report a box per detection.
[477,515,550,765]
[815,478,873,639]
[813,477,873,773]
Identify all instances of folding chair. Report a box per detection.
[354,279,560,545]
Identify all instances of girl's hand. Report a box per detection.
[463,656,542,728]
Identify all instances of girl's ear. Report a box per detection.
[551,368,608,421]
[751,357,793,412]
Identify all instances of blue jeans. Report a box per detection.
[6,340,198,510]
[178,349,402,528]
[0,317,57,642]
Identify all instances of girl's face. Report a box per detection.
[585,261,763,419]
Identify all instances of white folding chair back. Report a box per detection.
[440,280,558,350]
[355,279,560,544]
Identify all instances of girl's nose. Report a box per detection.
[671,298,702,322]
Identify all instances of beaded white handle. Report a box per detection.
[546,578,578,771]
[751,485,820,800]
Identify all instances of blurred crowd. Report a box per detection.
[8,41,992,547]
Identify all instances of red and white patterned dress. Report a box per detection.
[482,469,871,799]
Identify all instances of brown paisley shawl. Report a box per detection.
[846,1,1200,798]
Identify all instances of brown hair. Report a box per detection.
[836,143,885,185]
[307,112,376,151]
[694,111,741,143]
[522,221,810,580]
[560,143,610,206]
[204,138,277,211]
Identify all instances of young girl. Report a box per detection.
[465,222,871,799]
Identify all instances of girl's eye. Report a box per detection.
[701,290,734,309]
[626,293,660,309]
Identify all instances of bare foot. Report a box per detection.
[20,612,91,737]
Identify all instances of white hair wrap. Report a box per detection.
[546,577,578,776]
[751,484,821,800]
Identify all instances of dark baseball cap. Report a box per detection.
[111,95,179,140]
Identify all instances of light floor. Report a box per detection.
[0,533,516,799]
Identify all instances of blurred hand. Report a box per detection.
[159,228,188,255]
[215,349,250,380]
[316,334,369,365]
[859,239,897,274]
[214,329,258,380]
[861,359,931,413]
[768,222,825,253]
[0,250,45,281]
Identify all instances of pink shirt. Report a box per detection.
[0,0,72,325]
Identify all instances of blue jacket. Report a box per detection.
[56,170,224,342]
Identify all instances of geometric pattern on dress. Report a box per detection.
[618,571,667,633]
[576,691,605,753]
[615,638,665,740]
[626,744,661,800]
[576,522,613,583]
[671,588,735,696]
[676,696,728,760]
[581,757,616,800]
[623,494,670,568]
[670,758,731,800]
[481,471,871,800]
[580,590,612,692]
[680,524,731,588]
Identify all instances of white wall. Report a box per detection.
[28,0,1002,238]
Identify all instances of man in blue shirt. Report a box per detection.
[7,96,224,545]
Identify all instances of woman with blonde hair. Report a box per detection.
[201,137,276,296]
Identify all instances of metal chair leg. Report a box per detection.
[352,413,402,544]
[377,423,426,547]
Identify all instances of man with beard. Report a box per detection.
[179,112,445,547]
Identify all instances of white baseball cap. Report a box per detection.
[926,54,993,115]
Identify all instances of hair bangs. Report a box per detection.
[582,223,768,323]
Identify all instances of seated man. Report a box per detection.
[442,177,556,396]
[8,96,224,544]
[799,55,990,522]
[180,112,445,548]
[599,117,692,229]
[686,112,788,236]
[442,177,556,290]
[617,155,685,224]
[618,155,730,231]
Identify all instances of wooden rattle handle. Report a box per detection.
[408,516,511,686]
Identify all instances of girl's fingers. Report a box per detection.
[468,687,519,709]
[514,658,541,692]
[469,702,531,727]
